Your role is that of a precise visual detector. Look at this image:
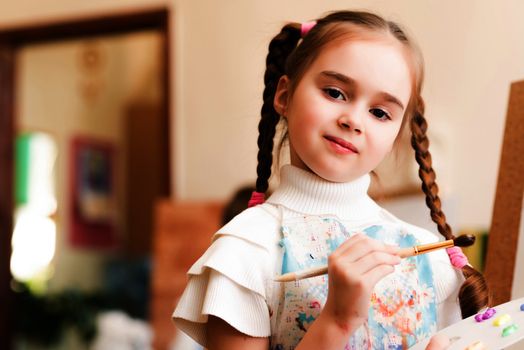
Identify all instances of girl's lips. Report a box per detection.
[324,135,359,154]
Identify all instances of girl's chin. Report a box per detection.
[314,168,366,183]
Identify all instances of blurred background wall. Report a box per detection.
[1,0,523,229]
[15,32,163,292]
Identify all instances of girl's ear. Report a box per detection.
[274,75,290,116]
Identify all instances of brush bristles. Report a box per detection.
[453,234,476,247]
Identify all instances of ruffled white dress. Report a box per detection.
[173,165,463,348]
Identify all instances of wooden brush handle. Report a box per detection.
[398,239,454,258]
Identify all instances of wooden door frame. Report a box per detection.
[484,80,524,305]
[0,8,172,347]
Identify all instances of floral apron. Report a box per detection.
[270,213,437,350]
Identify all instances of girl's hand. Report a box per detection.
[425,333,450,350]
[321,233,401,333]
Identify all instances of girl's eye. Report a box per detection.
[369,108,391,121]
[324,88,346,101]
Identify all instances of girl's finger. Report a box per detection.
[360,264,397,288]
[329,232,367,259]
[424,333,450,350]
[333,234,399,261]
[348,251,401,276]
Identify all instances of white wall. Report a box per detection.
[1,0,524,229]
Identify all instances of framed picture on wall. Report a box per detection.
[69,136,117,248]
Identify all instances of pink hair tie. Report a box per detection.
[446,246,469,269]
[301,21,317,38]
[248,191,265,208]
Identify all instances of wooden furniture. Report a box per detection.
[125,102,169,257]
[150,199,223,349]
[484,80,524,305]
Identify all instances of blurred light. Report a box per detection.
[11,132,58,288]
[11,208,56,282]
[27,133,58,216]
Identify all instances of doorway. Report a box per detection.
[0,8,171,349]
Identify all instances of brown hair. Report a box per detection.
[254,10,490,318]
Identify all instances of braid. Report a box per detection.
[409,100,452,239]
[255,24,301,194]
[410,98,491,318]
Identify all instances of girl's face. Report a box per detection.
[275,39,412,183]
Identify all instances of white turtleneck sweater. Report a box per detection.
[173,165,463,347]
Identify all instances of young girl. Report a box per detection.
[173,10,490,349]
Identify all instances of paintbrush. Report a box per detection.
[274,234,475,282]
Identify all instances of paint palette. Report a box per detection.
[410,297,524,350]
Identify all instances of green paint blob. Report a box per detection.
[501,324,518,337]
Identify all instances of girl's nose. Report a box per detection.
[337,113,364,134]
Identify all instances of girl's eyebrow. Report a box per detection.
[320,70,405,111]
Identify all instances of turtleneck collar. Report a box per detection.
[266,165,380,220]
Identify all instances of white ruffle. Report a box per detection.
[173,269,271,346]
[172,206,280,346]
[216,204,280,250]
